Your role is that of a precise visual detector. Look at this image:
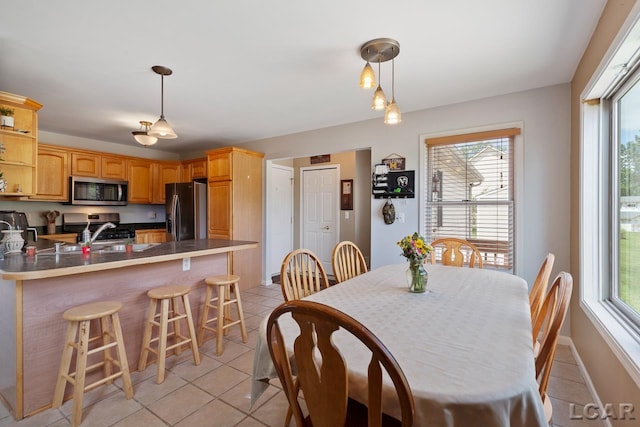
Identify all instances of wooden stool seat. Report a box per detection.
[139,285,200,384]
[53,301,133,427]
[198,274,248,355]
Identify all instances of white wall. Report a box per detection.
[242,84,571,290]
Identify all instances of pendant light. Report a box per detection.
[132,120,158,146]
[371,59,387,110]
[384,46,401,125]
[359,48,376,89]
[359,38,400,123]
[148,65,177,139]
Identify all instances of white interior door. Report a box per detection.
[302,166,339,274]
[269,165,294,276]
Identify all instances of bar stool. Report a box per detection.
[52,301,133,427]
[138,284,200,384]
[198,274,248,355]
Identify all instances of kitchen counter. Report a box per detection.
[0,239,258,280]
[0,238,259,420]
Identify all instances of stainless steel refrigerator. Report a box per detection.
[165,181,207,241]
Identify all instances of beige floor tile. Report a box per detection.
[547,376,594,406]
[175,399,246,427]
[229,329,259,349]
[59,384,121,417]
[218,377,279,414]
[0,408,65,427]
[251,391,296,427]
[227,350,257,375]
[192,365,249,397]
[147,384,214,425]
[203,339,252,363]
[131,371,188,406]
[244,315,267,331]
[549,397,605,427]
[554,345,576,365]
[241,301,276,317]
[75,392,143,427]
[234,416,269,427]
[170,353,223,381]
[551,361,586,384]
[0,403,10,420]
[110,408,166,427]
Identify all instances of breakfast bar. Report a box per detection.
[0,239,258,420]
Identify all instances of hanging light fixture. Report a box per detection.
[132,120,158,146]
[371,59,387,110]
[359,48,376,89]
[384,46,402,125]
[359,38,401,124]
[148,65,178,139]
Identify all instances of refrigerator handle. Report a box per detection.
[171,193,179,241]
[174,193,182,241]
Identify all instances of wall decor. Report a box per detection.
[341,179,353,210]
[382,153,405,170]
[310,154,331,164]
[372,169,415,199]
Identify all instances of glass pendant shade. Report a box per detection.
[132,120,158,146]
[384,99,402,125]
[372,85,387,110]
[148,117,177,139]
[359,62,375,89]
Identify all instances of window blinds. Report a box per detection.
[425,128,518,271]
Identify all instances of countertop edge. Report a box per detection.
[2,241,258,281]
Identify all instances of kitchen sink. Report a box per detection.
[98,243,160,253]
[37,243,160,255]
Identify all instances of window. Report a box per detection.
[425,128,520,271]
[611,69,640,326]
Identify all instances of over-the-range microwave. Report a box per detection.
[68,176,128,205]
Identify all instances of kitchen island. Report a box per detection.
[0,239,258,420]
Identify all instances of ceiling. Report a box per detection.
[1,1,606,155]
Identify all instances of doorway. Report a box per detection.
[300,166,340,274]
[268,164,294,278]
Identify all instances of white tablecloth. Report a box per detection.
[251,263,546,427]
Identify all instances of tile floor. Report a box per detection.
[0,284,604,427]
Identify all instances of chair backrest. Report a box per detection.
[267,300,415,427]
[429,237,484,268]
[332,241,368,283]
[529,253,555,325]
[533,272,573,420]
[280,249,330,301]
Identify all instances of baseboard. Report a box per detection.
[261,279,274,286]
[558,336,613,427]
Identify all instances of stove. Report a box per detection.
[62,212,135,243]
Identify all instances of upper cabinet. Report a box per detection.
[127,159,153,204]
[0,91,41,197]
[32,144,68,201]
[152,162,182,204]
[182,158,206,182]
[101,155,127,180]
[207,150,232,182]
[71,152,100,177]
[71,150,127,180]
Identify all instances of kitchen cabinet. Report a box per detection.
[39,234,77,244]
[135,229,167,244]
[152,161,182,204]
[101,156,127,180]
[182,158,207,182]
[206,147,263,290]
[127,159,153,204]
[71,152,100,177]
[0,91,40,197]
[32,144,69,201]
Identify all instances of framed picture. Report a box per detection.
[382,154,405,171]
[341,179,353,210]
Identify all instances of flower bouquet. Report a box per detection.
[397,232,432,293]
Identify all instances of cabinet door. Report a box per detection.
[127,159,153,204]
[208,181,232,238]
[207,151,232,181]
[71,152,100,177]
[182,158,207,182]
[101,156,127,180]
[152,162,182,204]
[135,229,167,244]
[33,145,69,201]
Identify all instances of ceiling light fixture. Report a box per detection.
[359,38,401,124]
[359,48,376,89]
[148,65,177,139]
[132,120,158,146]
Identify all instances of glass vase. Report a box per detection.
[406,260,428,293]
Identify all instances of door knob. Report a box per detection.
[322,226,330,230]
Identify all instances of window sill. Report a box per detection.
[580,298,640,389]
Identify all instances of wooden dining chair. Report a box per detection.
[429,237,483,268]
[280,249,330,302]
[529,253,555,358]
[332,241,368,283]
[533,272,573,423]
[267,300,415,427]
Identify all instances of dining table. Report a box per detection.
[251,263,547,427]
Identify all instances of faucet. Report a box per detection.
[89,222,116,243]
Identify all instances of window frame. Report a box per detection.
[419,123,524,276]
